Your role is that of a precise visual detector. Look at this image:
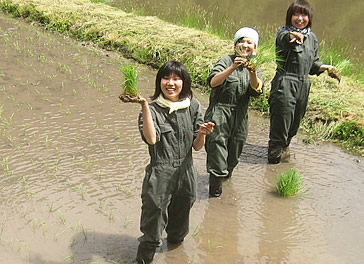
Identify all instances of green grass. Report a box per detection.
[120,64,138,96]
[332,121,364,150]
[276,168,302,197]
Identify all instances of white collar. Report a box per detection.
[154,94,191,114]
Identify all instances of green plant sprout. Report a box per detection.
[121,64,138,95]
[119,64,143,102]
[276,168,302,197]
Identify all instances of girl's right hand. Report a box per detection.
[234,56,247,67]
[289,31,304,45]
[199,122,215,135]
[138,96,148,106]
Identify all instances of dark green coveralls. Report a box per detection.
[268,29,323,162]
[205,55,264,179]
[136,98,203,263]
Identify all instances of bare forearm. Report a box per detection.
[249,70,260,90]
[193,133,205,151]
[141,102,156,145]
[210,65,237,88]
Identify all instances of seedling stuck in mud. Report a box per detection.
[276,168,302,197]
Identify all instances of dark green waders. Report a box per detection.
[136,99,202,263]
[268,74,310,163]
[205,105,248,197]
[136,163,196,263]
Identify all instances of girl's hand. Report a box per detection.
[119,94,146,104]
[289,31,304,45]
[233,56,247,68]
[234,57,256,72]
[138,96,148,105]
[320,65,341,83]
[199,122,215,135]
[327,67,341,83]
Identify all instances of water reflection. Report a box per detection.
[198,191,241,263]
[109,0,363,56]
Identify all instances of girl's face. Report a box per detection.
[291,13,309,29]
[235,37,256,57]
[161,73,183,102]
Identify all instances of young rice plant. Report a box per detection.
[276,168,302,197]
[120,65,138,96]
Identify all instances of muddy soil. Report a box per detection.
[0,14,363,264]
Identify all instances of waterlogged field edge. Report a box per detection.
[0,0,363,154]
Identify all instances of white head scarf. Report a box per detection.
[233,27,259,47]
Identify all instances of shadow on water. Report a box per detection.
[240,143,268,165]
[29,233,137,264]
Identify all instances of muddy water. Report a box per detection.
[0,14,363,264]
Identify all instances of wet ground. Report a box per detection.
[0,14,363,264]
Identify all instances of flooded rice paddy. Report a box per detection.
[0,14,363,264]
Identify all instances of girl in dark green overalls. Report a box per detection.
[268,0,339,164]
[205,27,264,197]
[135,61,214,263]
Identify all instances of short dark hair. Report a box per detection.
[286,0,313,28]
[151,61,193,101]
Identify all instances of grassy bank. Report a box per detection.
[0,0,363,154]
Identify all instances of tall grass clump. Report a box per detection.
[120,65,138,96]
[332,121,364,150]
[276,168,302,197]
[319,38,364,83]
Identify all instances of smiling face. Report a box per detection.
[160,73,183,102]
[291,12,309,29]
[235,37,256,58]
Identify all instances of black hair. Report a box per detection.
[151,61,193,101]
[286,0,313,28]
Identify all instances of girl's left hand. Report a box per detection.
[199,122,215,135]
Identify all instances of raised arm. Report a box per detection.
[139,99,156,145]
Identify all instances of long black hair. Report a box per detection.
[286,0,313,28]
[151,61,193,101]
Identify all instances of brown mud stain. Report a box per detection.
[0,14,363,264]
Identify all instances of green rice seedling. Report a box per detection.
[123,216,132,228]
[75,183,86,200]
[192,224,200,238]
[32,218,45,230]
[78,223,88,241]
[47,202,54,212]
[0,222,5,240]
[7,136,14,147]
[207,238,223,251]
[65,252,74,262]
[98,198,106,209]
[114,131,121,140]
[1,157,9,176]
[119,64,142,103]
[58,210,66,225]
[45,135,50,149]
[26,189,36,200]
[0,106,14,128]
[276,168,302,197]
[108,209,115,221]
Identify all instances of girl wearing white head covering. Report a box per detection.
[204,27,264,197]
